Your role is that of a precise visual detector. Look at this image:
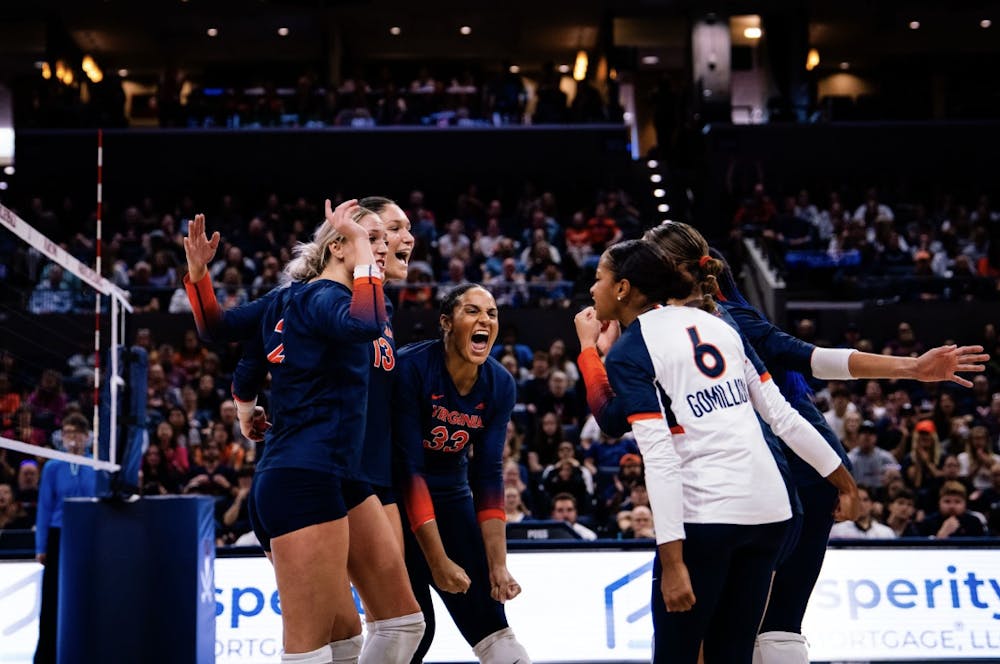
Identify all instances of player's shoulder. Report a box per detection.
[397,339,443,375]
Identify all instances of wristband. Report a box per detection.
[811,347,855,380]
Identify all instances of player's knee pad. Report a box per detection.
[282,645,332,664]
[472,627,532,664]
[329,634,363,664]
[753,631,808,664]
[359,612,425,664]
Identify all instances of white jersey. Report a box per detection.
[605,305,842,545]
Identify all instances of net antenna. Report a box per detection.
[0,189,133,473]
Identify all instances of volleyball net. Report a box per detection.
[0,200,134,476]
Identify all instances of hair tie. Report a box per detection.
[698,255,710,268]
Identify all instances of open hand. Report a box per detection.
[182,214,220,282]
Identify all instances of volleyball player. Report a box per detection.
[575,239,856,663]
[393,283,532,663]
[190,199,388,664]
[641,222,988,664]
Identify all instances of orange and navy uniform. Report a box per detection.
[393,339,514,530]
[230,273,386,476]
[392,339,516,657]
[183,273,281,344]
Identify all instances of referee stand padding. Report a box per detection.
[58,495,216,664]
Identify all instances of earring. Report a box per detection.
[616,296,623,301]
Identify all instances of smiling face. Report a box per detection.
[333,212,388,274]
[590,253,624,322]
[442,286,498,366]
[380,204,414,281]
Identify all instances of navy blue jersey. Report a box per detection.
[360,300,396,487]
[393,339,516,530]
[717,299,850,486]
[232,277,386,475]
[184,273,282,343]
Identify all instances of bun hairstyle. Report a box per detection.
[604,239,691,304]
[643,222,722,312]
[284,205,376,282]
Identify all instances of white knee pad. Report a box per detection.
[754,631,808,664]
[282,645,332,664]
[359,612,426,664]
[472,627,532,664]
[329,634,363,664]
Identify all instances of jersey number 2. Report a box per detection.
[687,326,725,378]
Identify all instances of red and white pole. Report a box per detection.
[92,129,103,459]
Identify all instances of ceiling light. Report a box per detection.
[981,19,992,28]
[41,62,51,80]
[658,204,670,213]
[118,68,129,78]
[509,65,520,74]
[744,27,762,39]
[641,55,659,65]
[277,27,289,37]
[647,159,658,169]
[650,174,662,183]
[653,189,666,198]
[908,20,920,30]
[0,182,8,191]
[573,50,588,82]
[459,25,472,35]
[207,27,219,37]
[557,64,570,74]
[806,48,820,71]
[3,166,13,175]
[389,26,401,36]
[839,61,850,70]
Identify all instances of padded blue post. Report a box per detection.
[97,345,148,498]
[58,495,216,664]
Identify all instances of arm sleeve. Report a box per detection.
[311,269,388,343]
[605,341,685,544]
[724,303,817,376]
[393,356,435,532]
[742,340,842,478]
[577,347,630,437]
[35,463,55,555]
[231,333,269,404]
[184,273,277,343]
[469,372,517,523]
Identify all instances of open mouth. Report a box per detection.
[376,258,386,270]
[470,330,491,353]
[394,249,411,266]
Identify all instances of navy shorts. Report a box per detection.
[249,468,348,553]
[342,479,377,510]
[374,484,397,506]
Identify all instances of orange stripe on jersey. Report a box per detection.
[578,347,617,418]
[670,425,685,434]
[476,508,506,524]
[759,371,772,382]
[184,273,222,341]
[404,475,436,532]
[627,412,663,423]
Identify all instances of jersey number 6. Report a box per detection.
[687,326,726,378]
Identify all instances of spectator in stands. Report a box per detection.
[919,481,986,538]
[172,330,208,383]
[216,266,249,309]
[541,441,594,511]
[861,380,890,422]
[210,420,246,471]
[903,419,945,512]
[824,387,857,440]
[437,218,471,265]
[149,250,178,289]
[535,370,584,430]
[732,182,777,234]
[0,373,22,429]
[210,245,256,285]
[829,486,895,539]
[3,406,47,450]
[547,339,579,389]
[146,363,181,417]
[527,411,564,474]
[520,351,551,407]
[884,322,925,358]
[883,488,920,537]
[599,452,645,518]
[15,460,40,516]
[490,325,534,368]
[250,255,283,299]
[849,420,899,488]
[586,203,623,254]
[853,187,894,225]
[550,493,596,540]
[564,210,594,270]
[181,438,236,501]
[28,264,76,314]
[487,257,528,307]
[503,486,531,523]
[128,261,161,313]
[140,443,180,495]
[220,466,255,544]
[0,482,32,529]
[959,425,1000,491]
[625,505,655,540]
[27,370,67,431]
[840,411,863,452]
[472,217,506,264]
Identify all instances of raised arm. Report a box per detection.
[574,307,629,437]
